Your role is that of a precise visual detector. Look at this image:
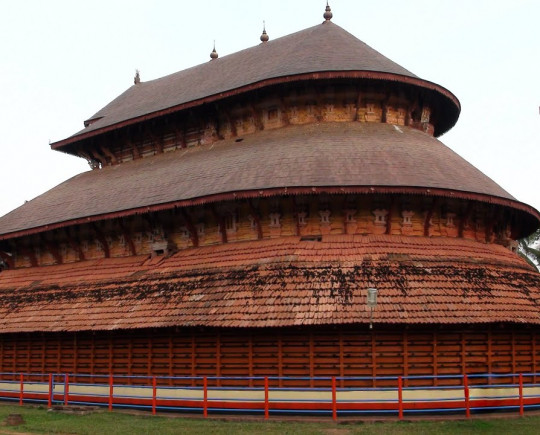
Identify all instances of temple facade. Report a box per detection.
[0,6,539,386]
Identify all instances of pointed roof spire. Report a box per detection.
[260,21,269,42]
[323,1,333,21]
[134,69,141,85]
[210,41,218,60]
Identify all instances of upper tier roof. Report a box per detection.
[2,123,538,239]
[52,21,460,150]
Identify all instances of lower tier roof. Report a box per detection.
[0,235,538,333]
[1,122,536,240]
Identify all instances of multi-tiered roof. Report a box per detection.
[0,9,538,336]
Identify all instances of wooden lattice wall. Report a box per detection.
[0,325,537,386]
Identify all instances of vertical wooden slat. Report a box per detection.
[168,334,173,385]
[371,333,377,388]
[25,335,30,374]
[73,334,78,376]
[191,333,196,387]
[533,331,537,384]
[147,335,153,377]
[403,330,408,387]
[55,337,60,374]
[339,331,344,388]
[216,333,221,387]
[487,328,492,384]
[512,329,516,382]
[433,330,438,386]
[41,336,46,375]
[128,339,133,379]
[461,333,466,377]
[309,333,314,388]
[278,334,283,387]
[248,333,253,388]
[108,337,113,375]
[90,335,95,379]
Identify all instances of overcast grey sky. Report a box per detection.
[1,0,539,223]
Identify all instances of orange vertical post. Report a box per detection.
[519,373,524,416]
[64,374,69,406]
[331,376,337,421]
[464,374,470,418]
[19,373,23,406]
[152,376,157,415]
[398,376,403,420]
[48,373,53,408]
[108,374,113,411]
[203,376,208,417]
[264,376,269,420]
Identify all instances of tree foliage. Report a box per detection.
[518,228,540,272]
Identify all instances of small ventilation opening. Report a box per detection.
[154,249,165,256]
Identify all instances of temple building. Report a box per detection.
[0,5,539,386]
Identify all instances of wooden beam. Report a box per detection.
[211,207,227,244]
[40,235,62,264]
[423,199,438,237]
[354,88,362,122]
[64,228,85,261]
[249,104,264,130]
[180,209,199,247]
[92,224,110,258]
[119,221,137,256]
[279,97,290,126]
[248,200,263,240]
[99,145,118,164]
[458,202,474,238]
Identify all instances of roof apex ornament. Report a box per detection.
[210,41,218,60]
[134,69,141,85]
[260,21,269,42]
[323,1,333,21]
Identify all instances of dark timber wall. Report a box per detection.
[0,325,538,387]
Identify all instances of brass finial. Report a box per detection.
[134,69,141,85]
[210,41,218,60]
[260,21,269,42]
[323,1,333,21]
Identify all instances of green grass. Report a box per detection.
[0,404,539,434]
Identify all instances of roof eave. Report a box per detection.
[50,70,461,152]
[0,185,536,242]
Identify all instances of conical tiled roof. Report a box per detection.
[52,21,459,149]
